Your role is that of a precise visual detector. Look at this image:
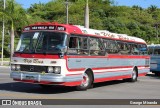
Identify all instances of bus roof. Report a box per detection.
[148,44,160,48]
[75,25,146,44]
[23,22,146,44]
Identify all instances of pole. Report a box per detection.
[84,0,89,28]
[1,0,6,66]
[66,0,69,24]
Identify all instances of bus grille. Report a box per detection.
[20,65,47,73]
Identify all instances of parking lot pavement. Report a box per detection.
[0,67,160,104]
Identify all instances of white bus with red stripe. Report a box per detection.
[10,22,150,90]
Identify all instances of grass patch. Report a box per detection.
[2,58,10,61]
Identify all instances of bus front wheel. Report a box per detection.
[76,71,93,91]
[39,84,52,89]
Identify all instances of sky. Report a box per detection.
[114,0,160,8]
[16,0,51,9]
[15,0,160,9]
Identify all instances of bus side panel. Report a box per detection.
[150,56,160,73]
[66,55,149,83]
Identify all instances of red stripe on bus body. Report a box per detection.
[107,55,150,59]
[14,79,81,86]
[96,68,149,74]
[67,55,150,59]
[94,75,131,83]
[94,69,131,74]
[66,69,149,76]
[67,68,131,75]
[92,66,133,70]
[14,53,149,60]
[138,73,148,76]
[94,72,147,83]
[67,68,86,72]
[66,73,82,76]
[67,66,149,72]
[66,69,130,75]
[67,56,107,58]
[14,53,60,59]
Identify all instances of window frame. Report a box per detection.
[67,34,89,55]
[89,37,106,56]
[67,34,106,56]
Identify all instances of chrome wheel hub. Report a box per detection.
[132,70,136,80]
[81,73,89,87]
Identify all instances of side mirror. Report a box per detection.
[58,46,67,58]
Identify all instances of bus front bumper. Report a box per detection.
[10,71,82,86]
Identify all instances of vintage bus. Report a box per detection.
[148,44,160,76]
[10,22,150,90]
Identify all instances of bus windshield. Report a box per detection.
[16,31,67,54]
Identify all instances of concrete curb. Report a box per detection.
[0,66,10,68]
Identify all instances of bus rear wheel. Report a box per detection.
[76,71,93,91]
[129,69,138,82]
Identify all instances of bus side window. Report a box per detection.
[68,35,89,55]
[89,38,105,56]
[117,42,130,55]
[154,48,160,55]
[90,38,99,55]
[103,39,118,54]
[77,37,89,55]
[148,47,154,55]
[69,37,76,48]
[139,44,147,55]
[80,37,89,55]
[131,44,139,55]
[68,37,78,54]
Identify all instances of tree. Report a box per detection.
[148,5,158,13]
[132,5,143,10]
[0,0,28,58]
[0,0,160,48]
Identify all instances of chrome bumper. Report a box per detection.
[10,71,82,83]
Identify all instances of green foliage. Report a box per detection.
[0,0,28,57]
[1,0,160,57]
[0,35,10,58]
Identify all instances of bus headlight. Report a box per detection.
[11,64,21,71]
[53,67,61,74]
[16,65,21,71]
[47,66,54,73]
[47,66,61,74]
[11,64,16,71]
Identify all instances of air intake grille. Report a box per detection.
[20,65,47,73]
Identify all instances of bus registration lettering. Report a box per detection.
[23,59,43,64]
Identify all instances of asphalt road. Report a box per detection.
[0,66,160,108]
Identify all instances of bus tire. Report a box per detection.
[39,84,52,89]
[76,71,93,91]
[129,68,138,82]
[155,73,160,76]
